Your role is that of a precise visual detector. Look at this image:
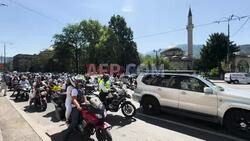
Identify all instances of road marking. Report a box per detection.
[137,113,248,141]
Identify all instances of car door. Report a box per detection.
[150,75,179,108]
[178,76,218,116]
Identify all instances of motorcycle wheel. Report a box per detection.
[96,129,112,141]
[41,99,47,111]
[121,101,136,118]
[24,93,29,101]
[55,107,62,121]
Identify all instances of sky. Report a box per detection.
[0,0,250,57]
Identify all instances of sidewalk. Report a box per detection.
[0,97,42,141]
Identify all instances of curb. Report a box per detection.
[6,96,51,141]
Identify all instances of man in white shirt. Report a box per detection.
[64,77,83,141]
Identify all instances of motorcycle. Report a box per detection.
[15,84,31,101]
[69,95,112,141]
[51,91,66,121]
[30,86,48,111]
[101,83,136,118]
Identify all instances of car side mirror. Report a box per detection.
[204,87,213,94]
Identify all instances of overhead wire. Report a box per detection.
[134,21,216,40]
[231,16,250,37]
[7,0,64,25]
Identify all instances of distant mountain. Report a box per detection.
[145,44,250,58]
[238,44,250,55]
[174,44,203,58]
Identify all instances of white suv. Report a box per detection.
[133,73,250,138]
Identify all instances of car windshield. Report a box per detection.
[199,75,224,91]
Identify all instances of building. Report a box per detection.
[161,7,193,70]
[231,44,250,73]
[13,54,35,72]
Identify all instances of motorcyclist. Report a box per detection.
[98,74,111,107]
[19,76,30,88]
[30,76,47,106]
[16,76,31,98]
[64,77,88,141]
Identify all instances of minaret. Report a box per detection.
[187,7,193,58]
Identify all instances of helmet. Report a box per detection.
[69,77,76,87]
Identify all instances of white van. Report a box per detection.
[224,73,250,84]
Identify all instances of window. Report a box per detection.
[168,76,181,89]
[142,74,172,87]
[168,76,208,93]
[142,75,155,85]
[180,77,208,92]
[150,75,171,87]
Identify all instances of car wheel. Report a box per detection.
[233,80,239,84]
[224,109,250,139]
[142,97,161,115]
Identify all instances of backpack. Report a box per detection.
[77,88,85,103]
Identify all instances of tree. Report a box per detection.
[49,16,140,73]
[53,23,83,73]
[199,33,239,73]
[140,54,170,70]
[109,15,140,67]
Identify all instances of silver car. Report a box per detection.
[133,73,250,139]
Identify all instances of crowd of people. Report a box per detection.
[0,71,136,141]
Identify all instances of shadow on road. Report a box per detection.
[43,111,61,122]
[48,129,95,141]
[106,114,136,128]
[135,109,247,141]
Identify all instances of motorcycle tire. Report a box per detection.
[96,129,112,141]
[41,99,47,111]
[24,93,29,101]
[121,101,136,118]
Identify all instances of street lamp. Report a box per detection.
[153,49,162,68]
[214,14,248,71]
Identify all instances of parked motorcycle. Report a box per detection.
[51,92,66,120]
[30,86,48,111]
[15,84,31,101]
[101,84,136,118]
[69,95,112,141]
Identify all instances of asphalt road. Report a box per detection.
[5,82,250,141]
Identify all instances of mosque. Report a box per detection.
[160,8,250,72]
[161,8,194,70]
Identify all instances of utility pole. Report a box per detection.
[153,49,162,68]
[4,43,6,71]
[215,15,248,71]
[0,42,13,71]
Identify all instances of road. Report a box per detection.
[4,82,250,141]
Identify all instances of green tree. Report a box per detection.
[109,15,140,67]
[140,54,170,69]
[199,33,239,73]
[53,23,83,73]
